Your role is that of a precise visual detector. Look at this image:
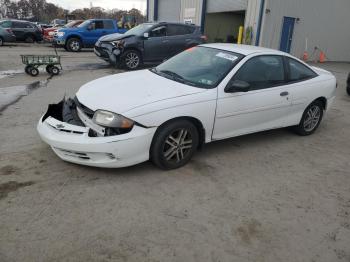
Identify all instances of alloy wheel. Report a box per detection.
[125,52,140,69]
[303,105,321,132]
[70,41,80,51]
[163,128,193,163]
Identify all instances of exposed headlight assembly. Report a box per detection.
[57,31,65,37]
[93,110,134,129]
[112,40,125,48]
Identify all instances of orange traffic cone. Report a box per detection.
[302,51,309,61]
[319,51,326,63]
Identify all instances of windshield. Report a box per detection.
[124,23,154,36]
[153,46,243,88]
[77,20,91,28]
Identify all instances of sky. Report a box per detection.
[46,0,147,13]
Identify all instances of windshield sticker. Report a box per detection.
[216,52,238,62]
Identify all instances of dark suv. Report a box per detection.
[94,22,206,70]
[0,20,42,43]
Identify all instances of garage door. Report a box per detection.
[207,0,247,13]
[158,0,181,22]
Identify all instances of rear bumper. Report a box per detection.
[37,100,157,168]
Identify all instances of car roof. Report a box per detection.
[1,19,32,23]
[201,43,287,56]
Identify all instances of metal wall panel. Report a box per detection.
[147,0,155,21]
[207,0,247,13]
[259,0,350,61]
[158,0,181,22]
[180,0,203,25]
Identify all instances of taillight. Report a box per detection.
[201,35,208,42]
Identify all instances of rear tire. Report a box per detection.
[50,66,60,75]
[25,35,34,43]
[46,65,53,74]
[293,100,324,136]
[66,38,82,52]
[150,120,199,170]
[29,67,39,77]
[25,65,32,74]
[347,86,350,96]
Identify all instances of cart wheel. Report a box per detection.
[25,65,32,75]
[46,65,53,74]
[50,66,60,75]
[29,67,39,77]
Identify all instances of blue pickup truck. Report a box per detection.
[55,19,127,52]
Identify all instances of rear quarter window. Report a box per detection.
[103,20,114,29]
[167,25,195,36]
[287,58,317,82]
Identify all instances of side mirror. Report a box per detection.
[225,80,250,93]
[143,32,149,38]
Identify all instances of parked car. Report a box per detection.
[54,19,127,52]
[0,23,16,46]
[50,19,66,28]
[37,44,336,170]
[347,73,350,95]
[44,20,83,42]
[0,19,42,43]
[94,22,207,70]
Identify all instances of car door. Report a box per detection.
[12,21,25,40]
[103,20,116,36]
[212,55,292,140]
[83,20,105,46]
[143,25,168,62]
[165,24,190,58]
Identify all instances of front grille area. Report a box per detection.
[53,147,117,162]
[74,97,94,119]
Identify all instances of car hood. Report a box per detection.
[76,69,206,114]
[99,33,134,42]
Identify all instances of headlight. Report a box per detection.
[57,31,65,37]
[93,110,134,129]
[112,40,125,48]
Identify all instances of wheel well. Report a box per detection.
[314,97,327,110]
[66,35,82,44]
[153,117,206,149]
[122,47,142,59]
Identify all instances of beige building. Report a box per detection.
[147,0,350,61]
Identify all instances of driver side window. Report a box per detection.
[233,55,286,91]
[149,26,166,38]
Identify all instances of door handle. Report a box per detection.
[162,40,169,43]
[280,91,289,96]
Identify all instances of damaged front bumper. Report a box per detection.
[37,99,156,168]
[94,42,121,65]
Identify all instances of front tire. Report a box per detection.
[294,100,324,136]
[66,38,82,52]
[151,120,199,170]
[122,50,141,70]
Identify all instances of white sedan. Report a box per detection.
[37,44,336,169]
